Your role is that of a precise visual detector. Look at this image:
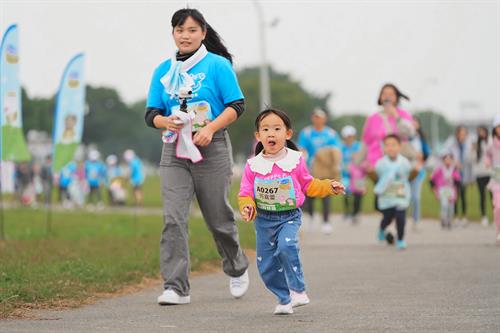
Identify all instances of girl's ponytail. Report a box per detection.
[254,142,264,156]
[286,140,299,152]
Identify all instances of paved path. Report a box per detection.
[2,215,499,332]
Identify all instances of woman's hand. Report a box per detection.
[331,181,346,195]
[193,126,214,147]
[156,115,184,132]
[241,205,254,222]
[383,103,398,118]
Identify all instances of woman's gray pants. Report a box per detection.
[159,130,248,296]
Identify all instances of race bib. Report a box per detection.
[385,181,406,198]
[171,100,213,132]
[254,176,297,212]
[493,165,500,182]
[439,186,454,201]
[90,169,98,178]
[353,178,366,191]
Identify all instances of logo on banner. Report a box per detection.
[5,44,19,64]
[68,70,80,88]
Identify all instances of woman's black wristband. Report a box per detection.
[145,107,164,128]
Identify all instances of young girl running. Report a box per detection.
[430,152,461,229]
[485,116,500,244]
[238,109,345,315]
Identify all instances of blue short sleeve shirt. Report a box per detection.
[146,52,244,118]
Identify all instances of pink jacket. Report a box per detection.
[362,108,413,167]
[430,164,461,201]
[485,137,500,168]
[239,153,313,209]
[485,137,500,192]
[348,163,366,194]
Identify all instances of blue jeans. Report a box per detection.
[410,170,425,223]
[254,208,305,305]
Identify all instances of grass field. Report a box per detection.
[0,208,255,318]
[0,173,492,318]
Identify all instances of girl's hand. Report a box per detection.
[241,206,254,222]
[193,126,214,147]
[331,181,346,195]
[162,115,184,132]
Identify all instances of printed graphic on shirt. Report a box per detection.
[171,100,213,132]
[383,170,408,198]
[385,181,405,197]
[385,172,406,198]
[254,176,297,211]
[190,72,206,94]
[439,186,454,201]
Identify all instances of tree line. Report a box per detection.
[21,66,452,163]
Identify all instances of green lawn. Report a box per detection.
[0,209,255,318]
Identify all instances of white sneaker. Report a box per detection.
[157,289,190,305]
[229,269,249,298]
[273,302,293,315]
[481,216,489,227]
[321,223,333,235]
[290,290,310,308]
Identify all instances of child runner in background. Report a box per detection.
[85,150,106,209]
[430,152,461,229]
[348,150,368,224]
[340,125,362,223]
[105,154,126,206]
[374,134,412,250]
[298,108,341,232]
[485,116,500,244]
[123,149,145,206]
[238,109,345,315]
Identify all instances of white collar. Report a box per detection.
[173,44,208,72]
[160,44,208,98]
[248,148,302,175]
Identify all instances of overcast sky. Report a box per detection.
[1,0,498,122]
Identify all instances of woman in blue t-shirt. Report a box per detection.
[145,8,249,306]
